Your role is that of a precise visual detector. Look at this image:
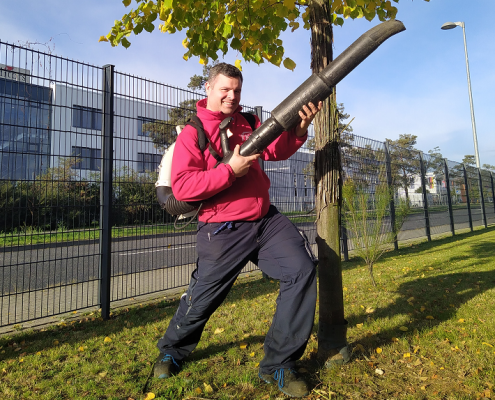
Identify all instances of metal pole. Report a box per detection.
[460,23,481,169]
[444,159,455,236]
[491,172,495,215]
[99,64,114,320]
[419,153,431,242]
[254,106,264,171]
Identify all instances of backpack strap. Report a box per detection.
[185,115,222,162]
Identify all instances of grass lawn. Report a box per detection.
[1,227,494,399]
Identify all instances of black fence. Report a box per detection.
[0,41,493,328]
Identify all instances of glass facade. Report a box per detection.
[0,78,52,180]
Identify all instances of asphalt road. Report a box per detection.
[1,208,492,295]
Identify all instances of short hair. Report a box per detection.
[207,63,243,86]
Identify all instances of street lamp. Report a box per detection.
[441,21,480,169]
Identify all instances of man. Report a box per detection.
[154,62,322,398]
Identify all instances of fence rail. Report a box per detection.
[1,41,493,328]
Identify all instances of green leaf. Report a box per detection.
[144,22,155,32]
[230,37,242,50]
[121,37,131,48]
[122,0,132,6]
[222,23,232,38]
[133,24,144,34]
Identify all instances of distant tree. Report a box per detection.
[482,164,495,172]
[385,134,421,201]
[462,155,476,167]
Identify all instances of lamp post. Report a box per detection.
[441,21,480,169]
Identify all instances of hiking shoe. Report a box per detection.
[153,354,180,379]
[259,368,309,398]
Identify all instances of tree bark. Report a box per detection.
[309,0,348,364]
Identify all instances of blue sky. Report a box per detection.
[1,0,494,166]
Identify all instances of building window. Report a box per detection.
[72,146,101,170]
[137,152,162,172]
[72,105,102,130]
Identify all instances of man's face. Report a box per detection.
[205,74,242,116]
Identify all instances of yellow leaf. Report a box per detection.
[98,36,109,43]
[407,297,415,303]
[79,346,85,352]
[420,306,426,312]
[239,342,248,349]
[255,362,259,367]
[426,316,434,320]
[19,358,24,363]
[458,319,465,323]
[482,342,494,348]
[104,337,112,343]
[144,393,155,400]
[391,337,399,342]
[182,38,189,49]
[420,385,427,390]
[365,307,375,314]
[376,347,382,354]
[195,387,202,394]
[235,59,242,71]
[53,340,59,345]
[403,353,411,358]
[231,304,236,308]
[356,323,363,329]
[203,383,214,393]
[214,328,225,334]
[249,352,255,357]
[99,371,108,377]
[36,351,41,356]
[399,326,408,332]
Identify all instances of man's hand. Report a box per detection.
[295,101,323,137]
[228,144,260,178]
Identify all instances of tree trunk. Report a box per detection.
[309,0,349,365]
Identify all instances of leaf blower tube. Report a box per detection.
[160,20,406,217]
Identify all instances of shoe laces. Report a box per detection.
[273,368,296,388]
[160,354,179,368]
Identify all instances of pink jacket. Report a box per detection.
[171,99,307,223]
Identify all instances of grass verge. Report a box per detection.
[1,227,494,399]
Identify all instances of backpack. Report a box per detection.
[155,112,257,223]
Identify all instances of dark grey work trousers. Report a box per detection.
[157,205,317,374]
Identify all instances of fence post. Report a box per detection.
[462,164,473,232]
[419,153,431,242]
[491,172,495,215]
[478,169,487,228]
[254,106,264,172]
[99,64,114,320]
[340,224,349,261]
[444,159,455,236]
[384,143,398,250]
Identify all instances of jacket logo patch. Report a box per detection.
[240,131,251,141]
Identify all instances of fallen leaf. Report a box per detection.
[376,348,382,354]
[98,371,108,378]
[458,319,465,323]
[356,323,364,329]
[203,383,214,393]
[365,307,375,314]
[249,352,255,357]
[391,337,399,342]
[399,326,408,332]
[403,353,411,358]
[144,393,155,400]
[78,346,85,352]
[53,340,59,345]
[239,342,248,349]
[420,306,426,312]
[194,387,202,394]
[407,297,415,303]
[104,337,112,343]
[426,316,434,320]
[214,328,225,335]
[482,342,493,348]
[375,368,384,375]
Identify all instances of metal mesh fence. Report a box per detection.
[1,41,494,328]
